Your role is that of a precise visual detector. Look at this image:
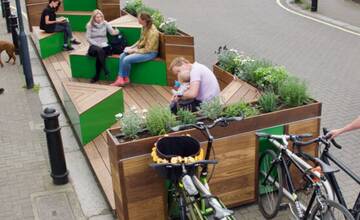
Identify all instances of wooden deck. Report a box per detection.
[32,31,173,210]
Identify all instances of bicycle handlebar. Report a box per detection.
[149,160,218,169]
[323,127,342,149]
[171,116,244,132]
[256,132,312,141]
[291,128,343,149]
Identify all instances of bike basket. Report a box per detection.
[151,135,204,164]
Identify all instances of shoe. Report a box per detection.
[63,45,74,51]
[123,76,130,84]
[71,39,81,45]
[90,77,99,83]
[0,88,4,94]
[110,76,126,87]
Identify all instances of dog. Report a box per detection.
[0,40,16,67]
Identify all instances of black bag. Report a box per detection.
[110,34,127,55]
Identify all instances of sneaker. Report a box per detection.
[63,45,74,51]
[90,77,99,83]
[71,39,81,45]
[0,88,4,94]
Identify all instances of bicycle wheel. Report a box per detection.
[258,149,284,219]
[310,199,355,220]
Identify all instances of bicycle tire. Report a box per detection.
[309,199,355,220]
[258,149,284,219]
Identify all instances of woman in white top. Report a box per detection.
[86,9,119,83]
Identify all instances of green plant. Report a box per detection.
[258,91,278,113]
[160,18,178,35]
[145,106,177,135]
[198,97,224,120]
[278,76,310,107]
[120,108,145,139]
[216,46,241,74]
[124,0,143,16]
[237,59,272,82]
[251,66,288,92]
[223,101,259,118]
[151,11,164,29]
[177,108,197,125]
[136,5,157,16]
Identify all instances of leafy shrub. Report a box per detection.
[258,91,278,113]
[124,0,143,16]
[216,46,242,74]
[223,101,259,118]
[177,108,197,125]
[120,108,144,139]
[145,106,177,136]
[237,59,272,82]
[251,66,288,92]
[278,76,310,107]
[151,11,165,29]
[198,97,224,120]
[160,18,177,35]
[136,5,157,16]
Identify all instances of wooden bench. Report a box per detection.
[31,26,64,59]
[70,50,168,86]
[62,81,124,145]
[57,11,93,32]
[220,78,261,106]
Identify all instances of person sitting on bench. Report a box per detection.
[40,0,81,51]
[111,12,159,87]
[86,9,119,83]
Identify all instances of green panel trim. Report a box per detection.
[80,90,124,145]
[63,87,82,143]
[130,60,167,86]
[63,0,97,11]
[70,54,167,86]
[111,27,141,46]
[39,32,64,58]
[57,15,91,32]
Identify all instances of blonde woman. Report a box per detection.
[111,12,159,87]
[86,9,119,83]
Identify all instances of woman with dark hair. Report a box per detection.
[86,9,119,83]
[40,0,80,51]
[110,12,159,87]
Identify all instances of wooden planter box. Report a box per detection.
[107,100,321,219]
[159,31,195,86]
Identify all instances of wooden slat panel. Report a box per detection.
[93,135,111,173]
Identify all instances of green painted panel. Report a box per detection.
[57,15,91,32]
[80,90,124,145]
[63,0,97,11]
[63,86,82,142]
[39,32,64,58]
[70,54,167,85]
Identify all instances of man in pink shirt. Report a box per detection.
[169,57,220,113]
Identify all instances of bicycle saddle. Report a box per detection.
[209,199,234,220]
[314,158,339,174]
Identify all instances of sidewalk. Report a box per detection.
[0,6,114,220]
[318,0,360,28]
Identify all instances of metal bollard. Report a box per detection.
[3,0,10,33]
[1,0,5,18]
[9,13,19,54]
[311,0,318,12]
[41,108,69,185]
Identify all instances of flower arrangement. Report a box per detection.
[159,18,178,35]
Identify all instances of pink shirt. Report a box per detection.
[190,62,220,102]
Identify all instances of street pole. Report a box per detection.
[3,0,11,33]
[311,0,318,12]
[15,0,34,89]
[1,0,5,18]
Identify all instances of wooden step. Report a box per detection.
[220,78,261,106]
[62,81,124,145]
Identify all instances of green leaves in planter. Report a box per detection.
[278,76,310,107]
[120,108,145,139]
[160,18,177,35]
[216,46,242,74]
[177,108,197,125]
[251,66,288,92]
[258,91,278,113]
[145,106,177,136]
[124,0,144,16]
[223,101,259,118]
[151,11,165,30]
[198,97,224,120]
[237,59,272,82]
[136,5,158,16]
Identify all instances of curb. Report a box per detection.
[277,0,360,37]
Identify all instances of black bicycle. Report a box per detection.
[292,128,360,220]
[256,132,354,220]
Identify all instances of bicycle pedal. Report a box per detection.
[279,203,289,211]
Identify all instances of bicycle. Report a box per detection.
[150,116,243,220]
[291,128,360,220]
[256,132,354,220]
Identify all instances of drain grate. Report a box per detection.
[33,192,75,220]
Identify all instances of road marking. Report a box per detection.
[10,5,28,21]
[276,0,360,37]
